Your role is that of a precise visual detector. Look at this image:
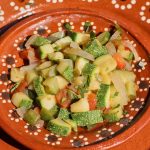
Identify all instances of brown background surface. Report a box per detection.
[1,123,150,150]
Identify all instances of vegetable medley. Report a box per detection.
[10,22,138,136]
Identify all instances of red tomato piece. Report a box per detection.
[87,93,97,110]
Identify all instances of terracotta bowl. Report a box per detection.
[0,8,150,150]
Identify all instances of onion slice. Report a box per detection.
[20,62,39,72]
[16,107,27,118]
[28,48,39,64]
[110,72,129,106]
[64,47,95,61]
[110,30,121,41]
[123,40,139,61]
[35,119,44,128]
[106,42,116,55]
[25,34,39,49]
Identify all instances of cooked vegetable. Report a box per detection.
[10,68,25,82]
[103,105,123,122]
[38,44,54,59]
[11,92,33,108]
[96,84,110,108]
[85,39,108,58]
[47,118,71,136]
[10,25,138,136]
[24,109,40,125]
[64,47,94,61]
[97,31,110,45]
[94,54,117,74]
[69,32,90,45]
[72,110,103,126]
[33,76,45,96]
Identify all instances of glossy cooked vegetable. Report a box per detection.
[10,24,137,136]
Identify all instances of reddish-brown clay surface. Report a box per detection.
[0,1,150,150]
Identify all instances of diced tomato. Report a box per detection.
[13,80,28,94]
[87,93,97,110]
[113,53,126,69]
[56,89,71,108]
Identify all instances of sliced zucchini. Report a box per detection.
[69,32,90,45]
[52,36,72,51]
[64,119,78,132]
[70,98,89,112]
[97,31,110,45]
[71,110,103,126]
[85,39,108,58]
[11,92,33,109]
[96,84,110,108]
[10,68,25,82]
[88,67,101,91]
[94,54,117,74]
[103,106,123,122]
[31,36,51,46]
[58,108,70,120]
[33,76,45,96]
[57,59,73,82]
[24,109,40,125]
[40,105,58,121]
[37,94,56,110]
[38,44,54,59]
[47,31,65,43]
[126,81,137,100]
[48,52,64,61]
[47,118,71,136]
[74,57,89,75]
[43,76,68,94]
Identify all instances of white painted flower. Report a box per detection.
[70,135,89,147]
[57,19,74,31]
[10,0,35,19]
[139,1,150,24]
[112,0,136,10]
[129,98,144,112]
[13,37,25,51]
[1,54,17,68]
[46,0,63,3]
[0,71,11,86]
[0,89,11,103]
[96,128,114,140]
[0,6,5,22]
[116,113,134,127]
[137,77,150,92]
[82,0,98,2]
[33,25,51,35]
[132,57,147,72]
[44,133,62,145]
[8,109,23,122]
[80,21,97,33]
[24,123,41,135]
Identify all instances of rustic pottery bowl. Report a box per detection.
[0,1,150,150]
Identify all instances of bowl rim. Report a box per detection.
[0,8,150,150]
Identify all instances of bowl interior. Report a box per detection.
[0,10,150,149]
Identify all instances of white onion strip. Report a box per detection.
[25,34,39,49]
[106,42,116,55]
[64,47,95,61]
[110,72,129,106]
